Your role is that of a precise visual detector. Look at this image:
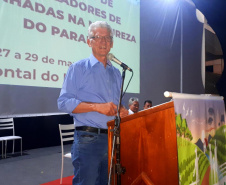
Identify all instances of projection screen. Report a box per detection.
[0,0,140,117]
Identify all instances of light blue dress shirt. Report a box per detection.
[57,54,122,129]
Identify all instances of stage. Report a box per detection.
[0,145,73,185]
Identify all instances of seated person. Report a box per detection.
[128,97,139,115]
[143,100,152,110]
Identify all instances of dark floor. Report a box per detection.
[0,145,73,185]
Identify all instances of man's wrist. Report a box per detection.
[90,103,99,112]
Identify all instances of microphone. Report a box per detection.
[107,53,133,72]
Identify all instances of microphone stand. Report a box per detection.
[108,68,126,185]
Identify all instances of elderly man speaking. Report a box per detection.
[58,21,128,185]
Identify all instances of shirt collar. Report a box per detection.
[89,53,112,68]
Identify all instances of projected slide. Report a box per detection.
[0,0,140,93]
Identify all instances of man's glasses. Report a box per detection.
[91,35,113,42]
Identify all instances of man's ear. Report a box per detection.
[87,39,92,47]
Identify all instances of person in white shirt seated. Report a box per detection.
[128,97,139,115]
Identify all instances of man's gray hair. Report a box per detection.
[88,21,113,39]
[128,97,139,106]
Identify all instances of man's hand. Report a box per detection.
[119,106,129,118]
[72,102,128,117]
[95,103,128,117]
[95,102,117,116]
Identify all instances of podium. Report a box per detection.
[107,101,179,185]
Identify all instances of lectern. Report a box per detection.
[107,101,179,185]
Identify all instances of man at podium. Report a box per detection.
[58,21,128,185]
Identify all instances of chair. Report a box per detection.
[0,118,22,158]
[59,124,75,184]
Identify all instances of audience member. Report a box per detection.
[143,100,152,110]
[128,97,139,115]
